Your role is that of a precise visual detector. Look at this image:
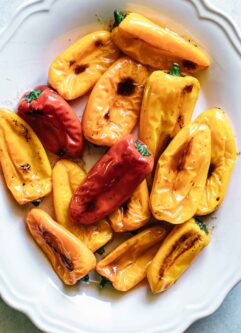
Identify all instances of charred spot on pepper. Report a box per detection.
[85,200,96,212]
[20,124,31,142]
[182,60,197,71]
[31,199,42,207]
[117,78,136,96]
[177,115,184,128]
[74,64,89,75]
[183,84,193,94]
[20,163,31,173]
[69,60,75,67]
[104,111,110,120]
[171,139,192,172]
[216,196,220,201]
[208,163,215,178]
[95,39,104,47]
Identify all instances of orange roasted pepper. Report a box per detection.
[49,31,120,100]
[83,57,148,146]
[112,11,210,73]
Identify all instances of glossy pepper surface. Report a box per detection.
[49,31,120,100]
[26,209,96,285]
[83,57,148,146]
[52,159,113,252]
[70,134,154,224]
[112,12,210,73]
[18,86,84,158]
[0,109,52,204]
[147,218,210,293]
[195,108,236,215]
[140,64,200,161]
[109,179,150,232]
[150,123,211,224]
[96,226,169,291]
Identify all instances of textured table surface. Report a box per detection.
[0,0,240,332]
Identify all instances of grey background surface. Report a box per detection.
[0,0,240,332]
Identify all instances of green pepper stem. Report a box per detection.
[169,63,183,77]
[25,89,43,103]
[195,218,209,235]
[113,10,126,28]
[135,140,151,157]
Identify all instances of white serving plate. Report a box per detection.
[0,1,241,333]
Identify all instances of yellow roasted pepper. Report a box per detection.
[140,64,200,162]
[26,209,96,285]
[0,109,52,204]
[52,159,113,252]
[96,226,169,291]
[49,31,120,100]
[147,218,210,293]
[150,123,211,224]
[109,179,150,232]
[83,57,148,146]
[195,108,236,215]
[112,11,210,73]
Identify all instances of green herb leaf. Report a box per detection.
[195,218,209,235]
[135,140,151,157]
[99,277,112,289]
[25,89,43,103]
[113,10,126,28]
[81,274,90,283]
[96,247,105,255]
[169,63,184,77]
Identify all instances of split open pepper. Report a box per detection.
[112,11,210,73]
[18,86,84,158]
[70,134,154,224]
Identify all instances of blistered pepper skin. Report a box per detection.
[83,57,148,146]
[0,109,52,204]
[195,108,236,215]
[49,31,120,100]
[150,123,211,224]
[112,12,210,73]
[140,69,200,161]
[18,86,84,158]
[96,226,169,291]
[52,160,113,252]
[109,179,150,232]
[26,209,96,285]
[147,218,210,293]
[70,134,154,224]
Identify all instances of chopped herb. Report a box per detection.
[135,140,151,157]
[81,274,90,283]
[25,89,43,103]
[96,247,105,255]
[169,63,184,77]
[99,276,112,288]
[195,218,209,235]
[113,10,126,28]
[31,199,42,207]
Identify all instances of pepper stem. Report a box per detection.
[113,10,126,28]
[169,63,183,77]
[25,89,43,103]
[135,140,151,157]
[195,218,209,235]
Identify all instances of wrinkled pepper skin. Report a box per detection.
[147,218,210,293]
[96,226,169,291]
[52,159,113,252]
[140,67,200,161]
[109,179,150,232]
[83,57,148,146]
[70,134,154,224]
[26,209,96,285]
[150,123,211,224]
[49,31,120,100]
[18,86,84,158]
[112,12,210,73]
[195,108,236,215]
[0,109,52,204]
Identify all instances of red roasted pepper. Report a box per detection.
[70,134,154,224]
[17,85,84,158]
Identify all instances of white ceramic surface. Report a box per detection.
[0,1,241,333]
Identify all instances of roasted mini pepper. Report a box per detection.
[49,31,120,100]
[18,86,84,158]
[52,159,113,252]
[140,64,200,162]
[0,109,52,204]
[96,225,169,291]
[83,57,148,146]
[70,134,154,224]
[150,123,211,224]
[112,11,210,73]
[26,209,96,285]
[109,179,150,232]
[194,108,236,215]
[147,218,210,293]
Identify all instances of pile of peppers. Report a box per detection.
[0,10,237,293]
